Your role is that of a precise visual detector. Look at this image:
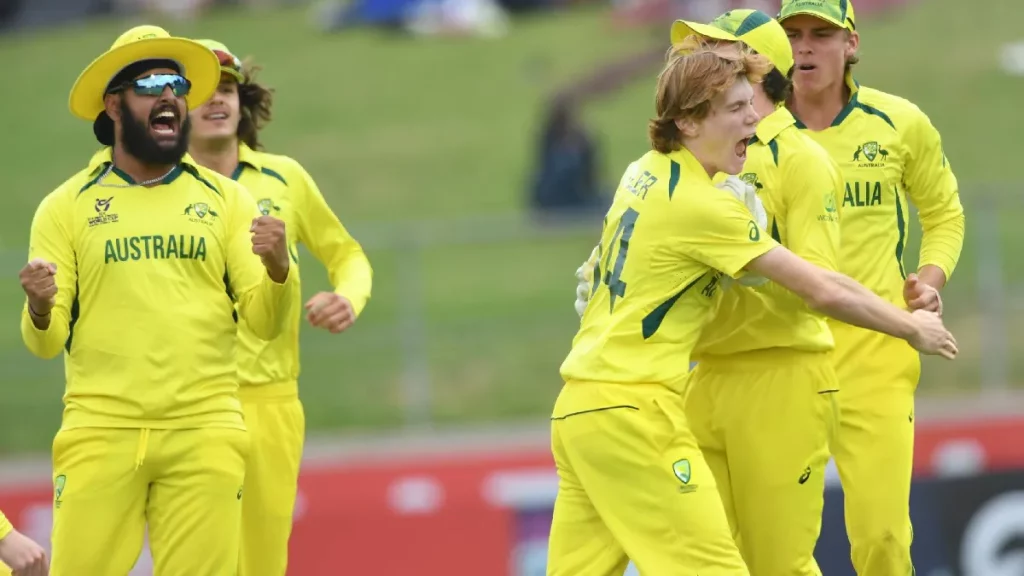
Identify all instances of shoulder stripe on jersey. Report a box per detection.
[668,160,680,199]
[78,164,108,195]
[795,92,897,130]
[230,164,246,181]
[854,101,895,130]
[180,164,222,196]
[894,187,907,279]
[770,217,781,243]
[65,280,81,353]
[641,272,705,339]
[260,167,288,186]
[768,139,779,166]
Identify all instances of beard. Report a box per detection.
[118,97,191,166]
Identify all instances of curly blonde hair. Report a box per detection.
[648,37,771,154]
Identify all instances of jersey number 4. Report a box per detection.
[592,207,639,311]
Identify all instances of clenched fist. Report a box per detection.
[0,528,49,576]
[304,292,356,334]
[250,216,290,283]
[19,258,57,317]
[903,273,942,315]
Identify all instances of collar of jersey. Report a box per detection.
[792,71,861,129]
[237,142,264,172]
[86,147,200,182]
[751,106,796,145]
[666,147,713,184]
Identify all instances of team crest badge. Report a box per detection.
[672,459,691,484]
[54,474,66,507]
[257,198,280,216]
[740,172,763,189]
[823,191,837,214]
[192,202,209,218]
[853,141,889,163]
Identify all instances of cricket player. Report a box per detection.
[0,510,47,576]
[19,25,297,575]
[778,1,965,572]
[187,39,373,576]
[549,37,956,576]
[669,10,844,575]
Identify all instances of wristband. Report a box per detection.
[28,302,51,318]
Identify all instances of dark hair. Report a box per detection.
[762,68,793,105]
[236,59,274,150]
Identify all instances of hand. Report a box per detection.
[304,292,355,334]
[903,273,942,315]
[0,529,49,576]
[715,177,768,288]
[574,245,600,318]
[250,216,289,283]
[907,309,958,360]
[19,258,57,316]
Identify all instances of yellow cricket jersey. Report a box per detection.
[231,144,372,389]
[0,509,11,540]
[22,148,298,430]
[559,148,779,392]
[794,76,965,375]
[695,107,843,358]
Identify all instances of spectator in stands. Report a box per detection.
[529,95,605,218]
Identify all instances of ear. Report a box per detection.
[676,117,699,139]
[104,94,121,122]
[845,30,860,59]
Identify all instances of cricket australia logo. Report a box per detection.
[819,190,839,223]
[672,459,697,493]
[184,202,218,226]
[257,198,281,216]
[740,172,763,190]
[88,196,119,227]
[853,141,889,166]
[54,474,66,508]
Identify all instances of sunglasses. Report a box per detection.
[213,49,243,76]
[110,73,192,97]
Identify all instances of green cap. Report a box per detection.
[778,0,856,31]
[195,39,244,82]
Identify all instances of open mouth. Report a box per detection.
[796,63,817,72]
[149,109,180,137]
[203,111,229,121]
[735,135,753,160]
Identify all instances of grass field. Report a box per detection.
[0,0,1021,454]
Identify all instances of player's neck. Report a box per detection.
[788,80,850,131]
[189,139,240,179]
[111,144,177,186]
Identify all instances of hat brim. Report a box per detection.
[69,37,220,121]
[670,20,741,46]
[777,9,850,30]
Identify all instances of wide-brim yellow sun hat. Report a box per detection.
[69,25,220,122]
[194,39,245,83]
[671,9,794,76]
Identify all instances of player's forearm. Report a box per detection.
[918,212,964,286]
[917,264,947,290]
[20,305,69,359]
[811,271,918,341]
[238,268,298,341]
[332,257,373,317]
